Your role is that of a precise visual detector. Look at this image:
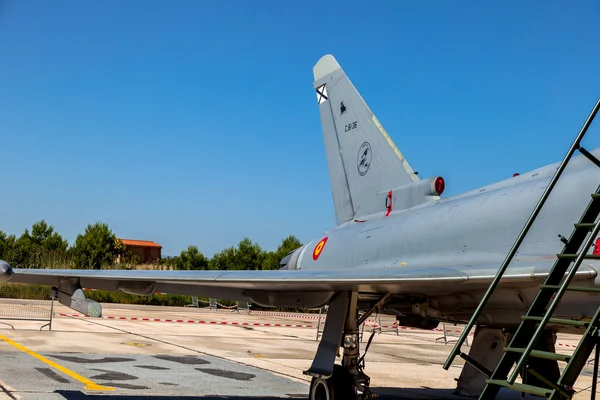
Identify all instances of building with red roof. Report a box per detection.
[119,239,162,264]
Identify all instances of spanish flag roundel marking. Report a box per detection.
[312,237,328,261]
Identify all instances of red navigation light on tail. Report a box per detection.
[434,177,445,196]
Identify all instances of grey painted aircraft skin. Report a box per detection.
[2,54,600,332]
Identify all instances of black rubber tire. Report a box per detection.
[330,364,356,399]
[309,376,334,400]
[308,365,356,400]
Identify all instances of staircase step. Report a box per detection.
[485,380,552,397]
[557,253,600,260]
[522,315,589,327]
[504,347,571,362]
[574,223,597,229]
[540,285,600,294]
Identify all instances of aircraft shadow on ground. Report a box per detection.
[56,392,308,400]
[55,386,538,399]
[55,387,481,400]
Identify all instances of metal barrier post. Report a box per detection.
[185,296,199,307]
[316,306,327,341]
[207,298,217,311]
[359,317,365,342]
[40,296,54,331]
[0,321,14,329]
[436,323,469,346]
[377,315,400,336]
[0,283,54,330]
[236,301,250,314]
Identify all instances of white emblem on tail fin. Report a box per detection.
[316,84,328,104]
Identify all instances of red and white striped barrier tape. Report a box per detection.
[54,312,578,348]
[73,295,580,348]
[68,305,466,331]
[215,303,238,309]
[249,310,320,319]
[54,313,455,331]
[557,342,578,348]
[54,313,314,328]
[249,311,471,330]
[83,288,170,295]
[249,310,383,324]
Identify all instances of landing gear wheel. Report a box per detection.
[309,365,356,400]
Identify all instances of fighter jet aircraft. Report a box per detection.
[2,54,600,399]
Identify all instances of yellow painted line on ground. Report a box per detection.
[0,334,114,391]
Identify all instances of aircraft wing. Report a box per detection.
[3,259,597,304]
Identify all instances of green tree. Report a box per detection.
[209,246,237,270]
[175,245,211,270]
[262,235,303,270]
[8,220,69,268]
[209,237,266,270]
[71,222,124,269]
[7,236,30,268]
[0,231,16,261]
[25,220,68,253]
[236,237,266,270]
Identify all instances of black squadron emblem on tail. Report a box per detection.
[357,142,371,176]
[340,102,347,115]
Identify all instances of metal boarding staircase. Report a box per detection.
[443,99,600,400]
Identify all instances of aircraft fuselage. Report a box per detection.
[282,150,600,330]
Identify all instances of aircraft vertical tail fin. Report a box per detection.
[313,55,426,225]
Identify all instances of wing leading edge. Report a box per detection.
[3,259,597,306]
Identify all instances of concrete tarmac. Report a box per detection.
[0,301,596,399]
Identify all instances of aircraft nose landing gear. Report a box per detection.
[305,291,388,400]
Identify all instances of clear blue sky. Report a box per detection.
[2,1,599,257]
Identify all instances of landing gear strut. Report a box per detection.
[305,291,390,400]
